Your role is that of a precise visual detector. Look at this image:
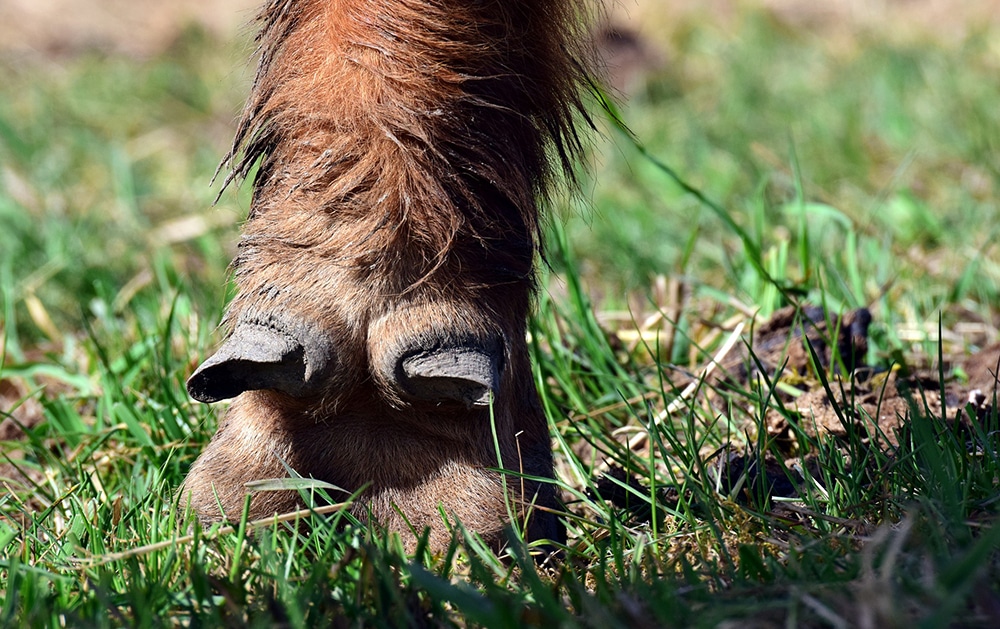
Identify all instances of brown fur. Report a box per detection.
[183,0,592,550]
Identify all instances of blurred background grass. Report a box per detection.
[2,0,998,356]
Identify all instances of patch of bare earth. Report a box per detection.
[0,374,54,502]
[598,0,1000,94]
[0,0,257,57]
[592,305,1000,524]
[3,1,998,59]
[603,0,1000,42]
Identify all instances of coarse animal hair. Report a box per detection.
[223,0,591,289]
[183,0,594,551]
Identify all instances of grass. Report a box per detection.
[2,9,1000,627]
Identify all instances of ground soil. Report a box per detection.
[2,1,999,58]
[0,0,257,57]
[707,307,998,510]
[604,0,1000,41]
[595,306,1000,521]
